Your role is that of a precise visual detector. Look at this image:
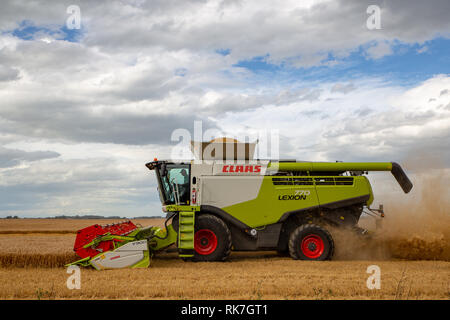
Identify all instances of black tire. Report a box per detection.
[288,224,334,261]
[171,213,179,233]
[190,214,232,262]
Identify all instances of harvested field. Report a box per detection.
[0,204,449,299]
[0,257,448,300]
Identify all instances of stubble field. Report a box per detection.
[0,217,449,300]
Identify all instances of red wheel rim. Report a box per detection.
[301,234,324,259]
[194,229,218,255]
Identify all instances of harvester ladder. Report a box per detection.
[178,211,195,257]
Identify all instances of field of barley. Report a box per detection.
[0,218,449,300]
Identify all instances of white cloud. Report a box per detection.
[216,75,450,164]
[416,45,429,54]
[1,0,450,66]
[0,65,20,82]
[0,146,60,168]
[331,83,356,94]
[365,40,393,60]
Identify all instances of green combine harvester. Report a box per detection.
[68,139,413,269]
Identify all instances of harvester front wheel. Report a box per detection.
[289,224,334,261]
[191,214,232,262]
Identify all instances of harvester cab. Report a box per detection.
[148,160,191,206]
[67,139,413,269]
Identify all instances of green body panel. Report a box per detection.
[162,205,199,254]
[178,211,195,255]
[148,224,178,251]
[268,162,392,172]
[315,176,373,206]
[131,250,151,268]
[222,175,372,228]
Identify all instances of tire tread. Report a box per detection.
[288,223,334,260]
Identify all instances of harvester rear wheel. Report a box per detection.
[289,224,334,261]
[191,214,232,262]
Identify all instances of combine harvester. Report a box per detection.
[67,139,413,269]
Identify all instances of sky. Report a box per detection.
[0,0,449,217]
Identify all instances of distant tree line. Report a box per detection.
[2,215,164,219]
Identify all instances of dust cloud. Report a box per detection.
[332,162,450,261]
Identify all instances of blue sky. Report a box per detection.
[10,20,83,42]
[233,37,450,87]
